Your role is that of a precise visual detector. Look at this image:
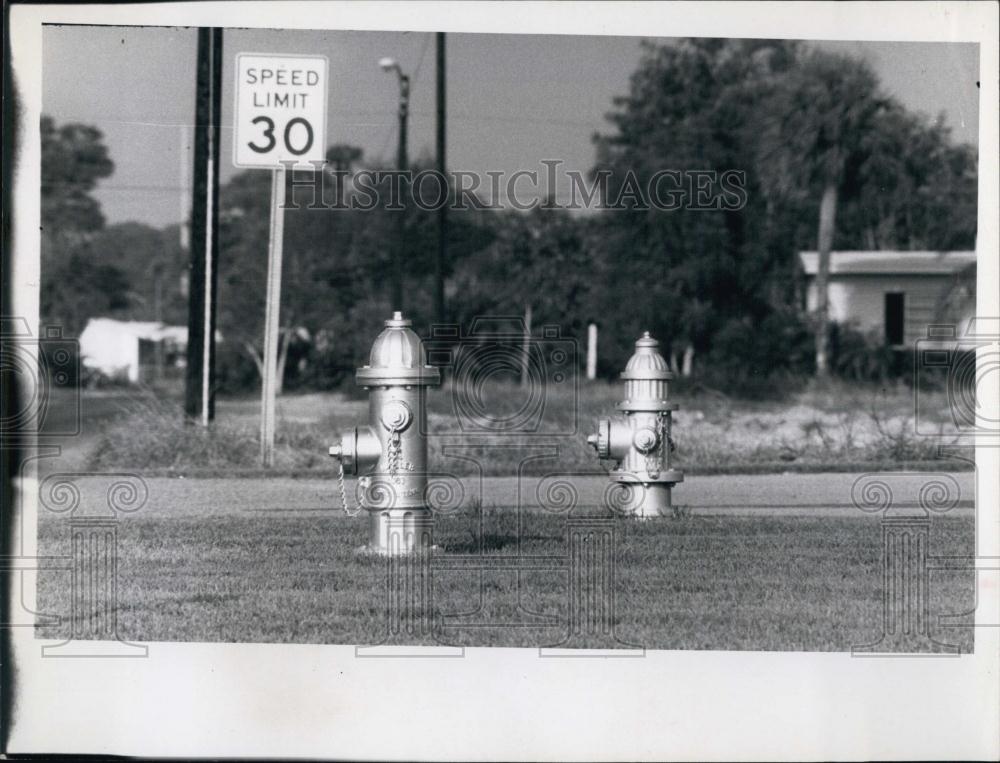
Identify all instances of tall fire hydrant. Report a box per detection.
[328,312,441,554]
[587,332,683,518]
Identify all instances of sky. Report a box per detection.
[41,26,980,229]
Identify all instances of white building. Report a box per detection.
[78,318,189,383]
[798,251,976,346]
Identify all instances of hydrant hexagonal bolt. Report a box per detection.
[327,311,441,554]
[587,331,683,518]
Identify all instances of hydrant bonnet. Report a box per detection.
[617,332,676,411]
[356,312,441,387]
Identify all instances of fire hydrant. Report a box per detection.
[587,332,683,518]
[328,312,441,554]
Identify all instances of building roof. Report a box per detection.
[80,317,191,342]
[798,251,976,276]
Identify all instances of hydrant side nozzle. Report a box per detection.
[353,426,383,475]
[328,429,358,475]
[327,427,381,477]
[588,418,612,459]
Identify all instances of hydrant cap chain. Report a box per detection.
[356,311,441,387]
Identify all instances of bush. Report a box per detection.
[830,323,912,383]
[696,308,815,399]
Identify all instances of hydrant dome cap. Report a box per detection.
[620,332,673,380]
[356,313,441,385]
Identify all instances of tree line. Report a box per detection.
[41,39,977,397]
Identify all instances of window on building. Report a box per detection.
[884,292,905,346]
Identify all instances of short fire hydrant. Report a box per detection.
[587,332,683,518]
[328,312,441,554]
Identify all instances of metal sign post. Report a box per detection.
[232,52,328,467]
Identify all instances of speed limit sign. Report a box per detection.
[234,53,328,168]
[234,52,328,467]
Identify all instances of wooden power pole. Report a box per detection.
[184,28,223,423]
[435,32,447,326]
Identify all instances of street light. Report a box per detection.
[380,56,410,311]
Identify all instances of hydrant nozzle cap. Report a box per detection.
[385,311,412,328]
[635,331,658,348]
[621,331,673,380]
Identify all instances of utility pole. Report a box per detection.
[435,32,447,326]
[395,72,409,311]
[380,57,409,310]
[184,27,222,424]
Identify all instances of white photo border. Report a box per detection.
[7,2,999,759]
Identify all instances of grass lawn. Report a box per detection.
[36,508,975,652]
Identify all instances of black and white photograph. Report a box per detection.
[3,1,998,759]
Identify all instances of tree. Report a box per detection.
[40,115,129,335]
[88,222,188,325]
[842,108,977,251]
[588,39,977,386]
[591,39,807,377]
[214,145,497,392]
[215,147,398,391]
[41,115,114,236]
[325,143,364,208]
[450,205,592,326]
[757,50,890,377]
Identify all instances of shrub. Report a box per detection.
[830,323,913,383]
[696,309,815,399]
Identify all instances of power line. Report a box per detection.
[91,184,191,192]
[411,33,432,85]
[48,111,780,133]
[442,111,602,128]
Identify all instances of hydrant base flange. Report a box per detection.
[608,479,674,518]
[368,509,434,555]
[614,400,679,413]
[610,469,684,484]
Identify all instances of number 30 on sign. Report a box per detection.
[234,53,328,168]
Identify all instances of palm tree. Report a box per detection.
[758,50,890,376]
